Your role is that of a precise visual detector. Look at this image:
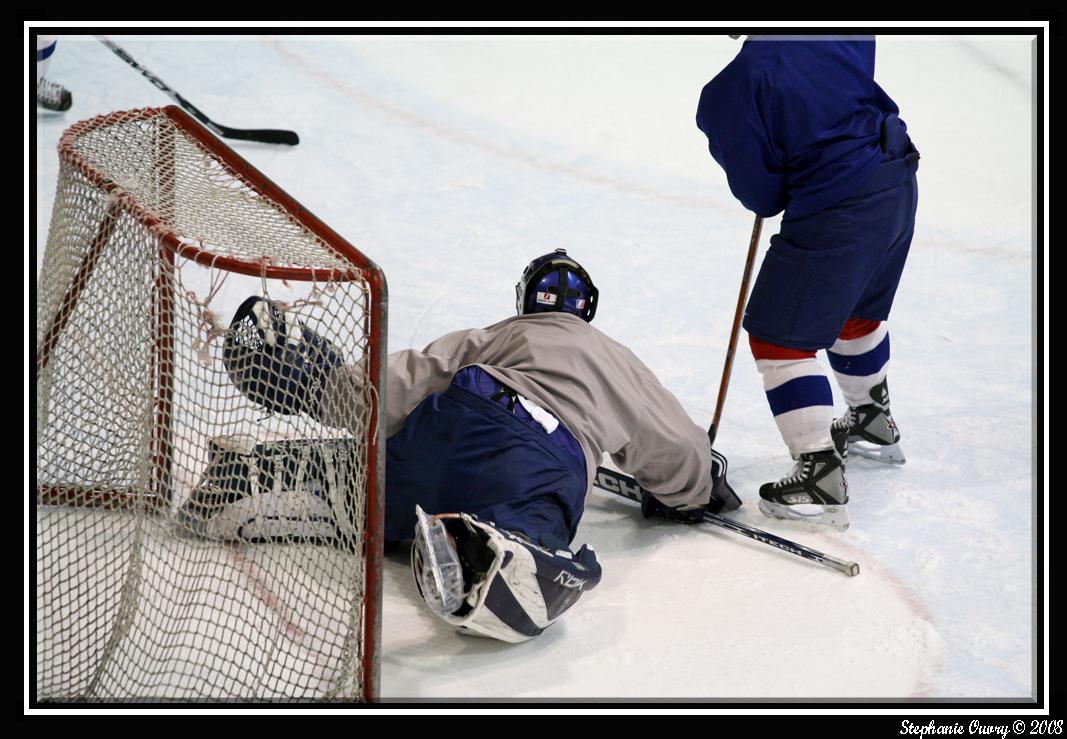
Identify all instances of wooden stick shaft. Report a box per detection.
[708,214,764,446]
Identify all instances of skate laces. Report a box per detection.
[775,457,812,488]
[833,408,857,433]
[37,78,65,104]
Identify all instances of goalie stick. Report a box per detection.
[593,466,860,577]
[97,37,300,146]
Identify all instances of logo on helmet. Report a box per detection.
[516,248,598,322]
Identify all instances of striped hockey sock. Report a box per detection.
[827,319,890,408]
[750,336,834,458]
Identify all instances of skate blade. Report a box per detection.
[849,441,905,465]
[758,498,850,530]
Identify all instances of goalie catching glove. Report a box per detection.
[412,506,602,643]
[223,296,343,417]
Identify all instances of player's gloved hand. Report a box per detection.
[707,447,742,512]
[640,447,741,522]
[640,492,706,523]
[223,296,344,416]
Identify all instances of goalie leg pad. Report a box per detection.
[412,508,601,643]
[178,434,360,544]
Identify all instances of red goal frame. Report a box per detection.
[35,106,386,702]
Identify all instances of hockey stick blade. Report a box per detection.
[207,124,299,146]
[98,37,300,146]
[594,465,860,577]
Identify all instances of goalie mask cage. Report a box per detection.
[35,107,386,703]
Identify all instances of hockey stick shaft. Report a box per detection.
[97,37,300,146]
[593,466,859,577]
[708,214,763,446]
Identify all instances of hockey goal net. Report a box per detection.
[35,107,386,702]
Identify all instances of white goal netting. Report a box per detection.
[35,107,385,702]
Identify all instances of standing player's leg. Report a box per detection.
[827,156,918,464]
[36,35,72,112]
[744,126,919,525]
[748,334,849,529]
[742,216,866,529]
[828,319,905,464]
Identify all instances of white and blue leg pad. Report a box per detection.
[411,507,601,643]
[178,434,359,543]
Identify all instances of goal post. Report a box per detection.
[35,106,386,702]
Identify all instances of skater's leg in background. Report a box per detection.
[36,35,72,111]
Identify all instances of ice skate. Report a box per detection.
[758,448,850,530]
[37,77,72,112]
[831,378,905,464]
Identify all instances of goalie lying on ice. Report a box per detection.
[208,249,739,643]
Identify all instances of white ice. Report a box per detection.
[32,32,1041,702]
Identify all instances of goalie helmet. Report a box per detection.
[515,248,598,322]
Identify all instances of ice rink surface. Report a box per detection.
[33,32,1044,703]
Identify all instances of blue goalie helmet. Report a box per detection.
[515,248,599,322]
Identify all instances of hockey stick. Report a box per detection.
[593,466,860,577]
[97,37,300,146]
[707,214,764,446]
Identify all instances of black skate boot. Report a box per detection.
[831,378,905,464]
[758,448,849,530]
[37,77,72,112]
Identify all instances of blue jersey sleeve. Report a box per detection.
[696,65,787,218]
[696,37,905,220]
